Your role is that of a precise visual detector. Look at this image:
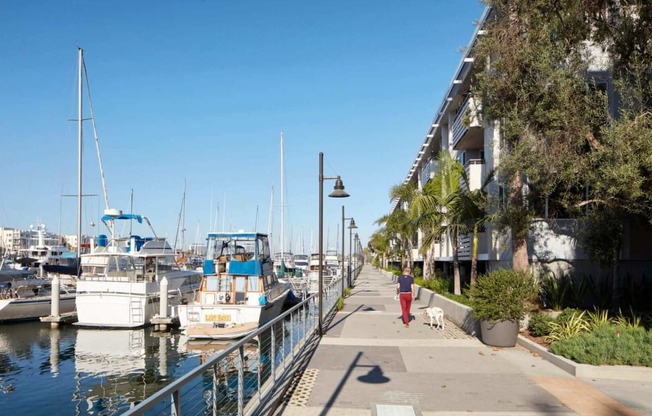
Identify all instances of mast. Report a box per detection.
[268,186,274,253]
[76,48,83,276]
[280,131,285,253]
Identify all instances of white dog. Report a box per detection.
[423,306,445,330]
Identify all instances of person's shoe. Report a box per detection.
[404,324,409,328]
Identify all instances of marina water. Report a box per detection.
[0,321,236,415]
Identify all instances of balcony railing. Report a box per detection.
[451,95,481,148]
[420,160,438,187]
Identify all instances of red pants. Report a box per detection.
[399,292,412,325]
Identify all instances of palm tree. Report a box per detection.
[453,169,494,286]
[413,151,466,294]
[376,182,419,270]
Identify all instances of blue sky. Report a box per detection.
[0,0,486,254]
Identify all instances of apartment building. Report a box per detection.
[393,6,652,280]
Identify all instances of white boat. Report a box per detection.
[0,277,76,322]
[74,210,202,328]
[14,224,78,278]
[178,231,290,340]
[324,249,341,278]
[293,254,309,276]
[273,251,296,277]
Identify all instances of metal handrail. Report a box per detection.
[123,273,347,416]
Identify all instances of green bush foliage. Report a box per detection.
[528,312,555,337]
[550,325,652,367]
[539,274,570,310]
[336,296,344,311]
[546,310,589,343]
[469,268,538,322]
[415,276,451,294]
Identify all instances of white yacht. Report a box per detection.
[178,232,290,340]
[74,210,202,328]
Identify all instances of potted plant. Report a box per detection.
[469,268,538,347]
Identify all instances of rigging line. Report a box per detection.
[82,57,110,212]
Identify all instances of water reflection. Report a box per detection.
[0,322,202,416]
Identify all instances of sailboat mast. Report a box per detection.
[280,131,284,253]
[76,48,83,275]
[268,186,274,253]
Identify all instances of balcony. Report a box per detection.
[451,95,483,150]
[464,159,486,191]
[419,159,438,188]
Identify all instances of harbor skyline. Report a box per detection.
[0,0,486,249]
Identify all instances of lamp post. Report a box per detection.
[348,218,357,288]
[354,232,360,270]
[341,206,355,296]
[319,152,349,336]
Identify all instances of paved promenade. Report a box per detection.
[274,265,652,416]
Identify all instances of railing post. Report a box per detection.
[237,345,244,415]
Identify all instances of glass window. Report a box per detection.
[248,276,260,292]
[206,276,219,291]
[235,276,246,291]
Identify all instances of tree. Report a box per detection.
[375,182,419,270]
[454,169,495,286]
[413,151,467,294]
[472,0,601,270]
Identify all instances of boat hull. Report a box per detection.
[0,294,76,322]
[75,274,200,328]
[179,288,289,340]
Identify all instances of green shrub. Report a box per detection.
[528,312,555,337]
[336,296,344,311]
[416,276,451,294]
[585,309,613,331]
[444,292,472,307]
[469,268,538,322]
[550,325,652,367]
[545,310,589,343]
[344,287,351,298]
[539,273,570,310]
[413,265,423,279]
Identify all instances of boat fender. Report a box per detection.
[259,295,268,306]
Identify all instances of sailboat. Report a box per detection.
[67,49,202,328]
[273,132,296,278]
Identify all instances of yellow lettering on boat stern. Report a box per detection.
[205,314,231,322]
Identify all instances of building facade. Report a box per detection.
[393,6,652,280]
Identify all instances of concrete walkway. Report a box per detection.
[273,265,652,416]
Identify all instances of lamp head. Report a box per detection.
[348,218,357,229]
[329,177,349,198]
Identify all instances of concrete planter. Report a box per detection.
[480,319,519,347]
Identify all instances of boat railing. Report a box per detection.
[123,269,344,416]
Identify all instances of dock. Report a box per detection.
[273,266,652,416]
[40,311,77,328]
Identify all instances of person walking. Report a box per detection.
[396,266,415,327]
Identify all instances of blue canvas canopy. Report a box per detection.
[101,213,143,223]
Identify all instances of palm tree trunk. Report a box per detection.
[470,223,479,286]
[424,243,436,280]
[453,233,461,295]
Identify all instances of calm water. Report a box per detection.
[0,321,219,415]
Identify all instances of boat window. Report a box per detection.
[235,276,246,291]
[248,276,260,292]
[206,276,219,291]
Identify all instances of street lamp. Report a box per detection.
[319,152,349,336]
[341,206,355,296]
[354,232,360,270]
[348,218,357,288]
